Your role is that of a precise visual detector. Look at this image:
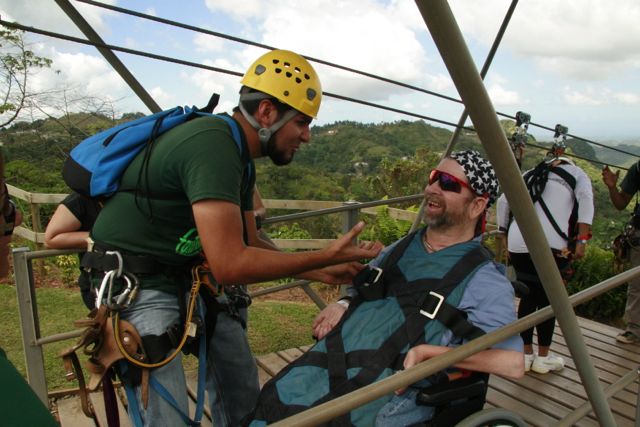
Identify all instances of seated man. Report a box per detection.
[250,150,524,426]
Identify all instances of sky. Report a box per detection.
[1,0,639,146]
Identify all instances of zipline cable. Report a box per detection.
[72,0,640,162]
[0,18,635,169]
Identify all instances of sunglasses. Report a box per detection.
[428,169,472,193]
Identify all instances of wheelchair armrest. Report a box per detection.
[415,376,487,407]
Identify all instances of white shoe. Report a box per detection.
[524,353,534,372]
[531,354,564,374]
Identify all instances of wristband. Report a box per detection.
[577,239,588,245]
[576,234,592,241]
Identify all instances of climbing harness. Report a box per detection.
[248,229,494,426]
[61,252,222,426]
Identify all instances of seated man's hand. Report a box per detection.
[312,302,348,340]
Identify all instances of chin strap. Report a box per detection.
[239,92,298,156]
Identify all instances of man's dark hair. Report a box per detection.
[234,86,292,116]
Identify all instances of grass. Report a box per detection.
[0,284,320,391]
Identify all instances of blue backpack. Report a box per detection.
[63,94,247,198]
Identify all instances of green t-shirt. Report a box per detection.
[621,161,640,196]
[91,115,255,290]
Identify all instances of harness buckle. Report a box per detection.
[363,267,383,287]
[420,291,445,319]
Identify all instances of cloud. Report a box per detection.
[614,92,640,104]
[149,87,173,107]
[488,84,520,106]
[563,86,604,106]
[32,49,126,97]
[193,33,225,53]
[0,0,117,38]
[449,0,640,81]
[219,0,431,102]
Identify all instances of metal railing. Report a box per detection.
[11,197,640,426]
[10,195,421,404]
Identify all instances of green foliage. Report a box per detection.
[359,205,413,245]
[567,245,626,322]
[55,255,81,286]
[367,148,441,202]
[269,223,312,240]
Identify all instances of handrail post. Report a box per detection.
[12,247,48,404]
[415,1,616,425]
[341,201,360,300]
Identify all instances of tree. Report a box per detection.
[0,28,52,128]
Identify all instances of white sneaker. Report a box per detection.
[531,354,564,374]
[524,353,535,372]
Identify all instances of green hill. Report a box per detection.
[1,112,637,244]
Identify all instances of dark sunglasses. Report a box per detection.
[428,169,472,193]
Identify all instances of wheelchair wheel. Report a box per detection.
[454,408,527,427]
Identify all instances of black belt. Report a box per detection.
[81,249,181,276]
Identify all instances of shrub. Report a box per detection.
[567,245,626,322]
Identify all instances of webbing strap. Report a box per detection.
[123,380,144,427]
[251,235,493,424]
[320,245,491,405]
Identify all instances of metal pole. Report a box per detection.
[54,0,161,113]
[557,366,639,427]
[414,1,616,425]
[410,0,518,232]
[12,247,48,404]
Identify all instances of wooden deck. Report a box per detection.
[254,317,639,427]
[57,317,638,426]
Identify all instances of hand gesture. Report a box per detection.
[312,302,348,340]
[325,221,383,262]
[601,165,619,189]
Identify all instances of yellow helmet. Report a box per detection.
[241,49,322,118]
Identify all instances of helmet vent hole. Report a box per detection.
[304,74,310,80]
[286,71,292,78]
[275,68,282,74]
[295,77,302,83]
[294,67,301,73]
[284,61,291,68]
[307,88,316,101]
[283,90,290,97]
[255,65,266,75]
[272,59,280,64]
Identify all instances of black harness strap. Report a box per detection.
[318,244,491,409]
[249,232,494,426]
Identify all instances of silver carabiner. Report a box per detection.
[95,270,115,309]
[105,250,124,277]
[108,274,133,310]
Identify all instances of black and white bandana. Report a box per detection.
[449,150,499,207]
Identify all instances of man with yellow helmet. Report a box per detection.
[88,49,382,426]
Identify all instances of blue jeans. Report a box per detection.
[375,388,435,427]
[207,303,260,426]
[118,289,259,426]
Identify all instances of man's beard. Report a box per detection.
[268,137,294,166]
[423,198,468,230]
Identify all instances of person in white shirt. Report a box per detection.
[497,142,594,374]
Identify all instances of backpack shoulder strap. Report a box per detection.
[550,165,576,190]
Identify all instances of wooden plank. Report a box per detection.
[485,387,559,427]
[57,391,131,427]
[489,376,598,426]
[278,347,305,363]
[255,352,290,377]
